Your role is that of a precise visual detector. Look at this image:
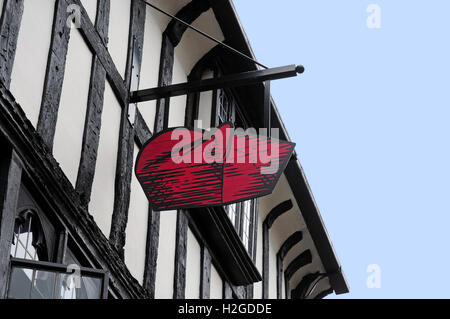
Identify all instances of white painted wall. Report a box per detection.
[89,82,121,238]
[168,57,187,127]
[80,0,97,23]
[155,210,177,298]
[253,212,263,299]
[185,228,201,299]
[0,0,4,17]
[168,8,224,129]
[53,29,92,187]
[108,0,131,78]
[124,143,150,284]
[197,70,214,129]
[176,9,224,75]
[210,264,223,299]
[138,5,164,133]
[150,0,191,31]
[10,0,55,128]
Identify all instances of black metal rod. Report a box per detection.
[130,64,304,103]
[140,0,269,69]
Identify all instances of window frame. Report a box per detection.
[204,63,258,258]
[6,257,109,299]
[5,178,109,299]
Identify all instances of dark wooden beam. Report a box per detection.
[276,231,303,299]
[131,65,303,103]
[153,34,173,132]
[37,0,71,150]
[134,110,153,148]
[76,0,111,207]
[165,0,210,47]
[284,249,312,299]
[264,200,293,229]
[0,0,24,89]
[290,272,319,299]
[109,0,145,259]
[143,207,159,298]
[73,0,128,106]
[0,149,22,298]
[173,210,188,299]
[315,287,334,299]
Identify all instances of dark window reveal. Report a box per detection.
[210,77,257,257]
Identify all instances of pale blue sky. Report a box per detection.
[233,0,450,298]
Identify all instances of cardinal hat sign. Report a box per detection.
[135,123,295,211]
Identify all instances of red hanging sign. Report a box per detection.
[135,123,295,211]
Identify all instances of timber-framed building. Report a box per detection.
[0,0,348,299]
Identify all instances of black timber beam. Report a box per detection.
[0,0,24,89]
[76,0,111,207]
[0,148,23,297]
[130,65,304,103]
[109,0,145,259]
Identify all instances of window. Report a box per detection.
[218,89,234,125]
[6,184,108,299]
[241,201,252,250]
[11,209,49,261]
[214,86,257,256]
[225,203,238,226]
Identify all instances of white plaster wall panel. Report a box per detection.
[185,228,201,299]
[269,210,302,276]
[124,143,150,284]
[210,264,223,299]
[168,56,187,127]
[268,228,281,299]
[108,0,131,77]
[150,0,191,31]
[196,70,214,129]
[197,91,212,129]
[10,0,55,128]
[138,5,164,132]
[89,82,121,237]
[53,29,92,187]
[0,0,3,17]
[155,210,177,298]
[253,213,263,299]
[80,0,97,23]
[175,9,224,74]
